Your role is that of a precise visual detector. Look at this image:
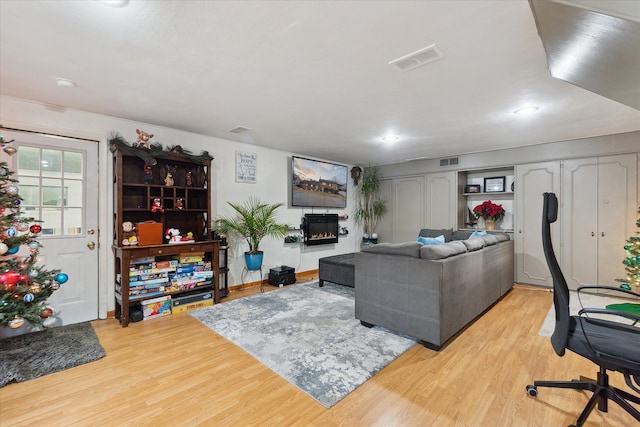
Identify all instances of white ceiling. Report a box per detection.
[1,0,639,166]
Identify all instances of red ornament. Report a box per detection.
[29,224,42,234]
[0,271,20,285]
[40,307,54,318]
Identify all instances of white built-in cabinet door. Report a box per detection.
[562,154,638,291]
[514,161,561,287]
[392,176,425,243]
[425,171,456,229]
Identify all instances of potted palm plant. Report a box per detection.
[215,197,289,270]
[354,166,387,244]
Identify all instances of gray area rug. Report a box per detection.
[0,322,106,387]
[539,291,635,337]
[190,281,416,408]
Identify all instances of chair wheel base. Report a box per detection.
[526,384,538,397]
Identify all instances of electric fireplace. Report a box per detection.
[302,214,339,246]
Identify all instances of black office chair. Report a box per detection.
[526,192,640,427]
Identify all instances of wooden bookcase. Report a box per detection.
[110,140,219,327]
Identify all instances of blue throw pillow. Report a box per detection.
[470,230,487,237]
[417,235,445,245]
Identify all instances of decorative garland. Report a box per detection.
[108,132,213,165]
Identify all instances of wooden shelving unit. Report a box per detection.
[110,140,219,327]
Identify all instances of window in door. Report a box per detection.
[17,146,84,236]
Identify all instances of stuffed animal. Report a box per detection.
[134,129,154,149]
[175,198,184,210]
[165,228,181,243]
[151,198,164,213]
[122,221,138,246]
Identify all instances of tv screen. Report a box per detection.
[291,156,347,208]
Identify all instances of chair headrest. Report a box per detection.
[543,192,558,223]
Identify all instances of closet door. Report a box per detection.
[425,171,456,229]
[392,176,425,243]
[596,155,638,287]
[562,154,637,290]
[514,161,560,287]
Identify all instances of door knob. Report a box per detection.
[591,232,595,237]
[601,232,605,237]
[88,229,95,235]
[87,241,96,250]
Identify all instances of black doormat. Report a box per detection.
[0,322,106,387]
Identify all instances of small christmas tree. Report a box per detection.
[0,135,68,330]
[616,207,640,293]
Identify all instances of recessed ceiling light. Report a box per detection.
[514,106,539,115]
[56,78,76,88]
[382,135,399,143]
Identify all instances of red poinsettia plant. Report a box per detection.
[473,200,505,221]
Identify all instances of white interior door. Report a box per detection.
[1,130,99,325]
[514,161,561,287]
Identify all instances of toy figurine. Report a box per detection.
[164,172,174,186]
[183,231,194,242]
[175,198,184,210]
[186,171,193,187]
[144,164,153,184]
[165,228,181,243]
[151,198,164,213]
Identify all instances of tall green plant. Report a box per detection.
[215,197,289,253]
[354,166,388,236]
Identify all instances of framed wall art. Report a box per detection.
[484,176,506,193]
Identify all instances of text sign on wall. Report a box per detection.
[236,151,257,184]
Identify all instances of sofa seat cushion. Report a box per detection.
[419,228,454,242]
[361,241,422,258]
[420,240,467,260]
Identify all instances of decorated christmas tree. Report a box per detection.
[616,207,640,293]
[0,135,68,330]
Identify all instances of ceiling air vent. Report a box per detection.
[439,157,459,167]
[389,44,444,72]
[227,126,252,134]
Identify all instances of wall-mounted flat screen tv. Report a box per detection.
[291,156,347,208]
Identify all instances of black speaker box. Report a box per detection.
[269,265,296,287]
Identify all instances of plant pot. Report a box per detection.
[244,251,264,271]
[484,219,496,230]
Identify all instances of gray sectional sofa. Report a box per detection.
[355,228,514,350]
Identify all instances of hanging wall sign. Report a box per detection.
[236,151,257,183]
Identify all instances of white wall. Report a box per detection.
[0,95,360,318]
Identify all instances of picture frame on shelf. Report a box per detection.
[484,176,506,193]
[464,184,481,193]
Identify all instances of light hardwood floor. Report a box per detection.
[1,281,638,427]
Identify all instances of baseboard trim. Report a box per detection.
[228,269,318,292]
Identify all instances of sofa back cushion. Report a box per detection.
[419,228,454,242]
[451,230,473,240]
[420,240,467,260]
[361,241,422,258]
[462,236,485,251]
